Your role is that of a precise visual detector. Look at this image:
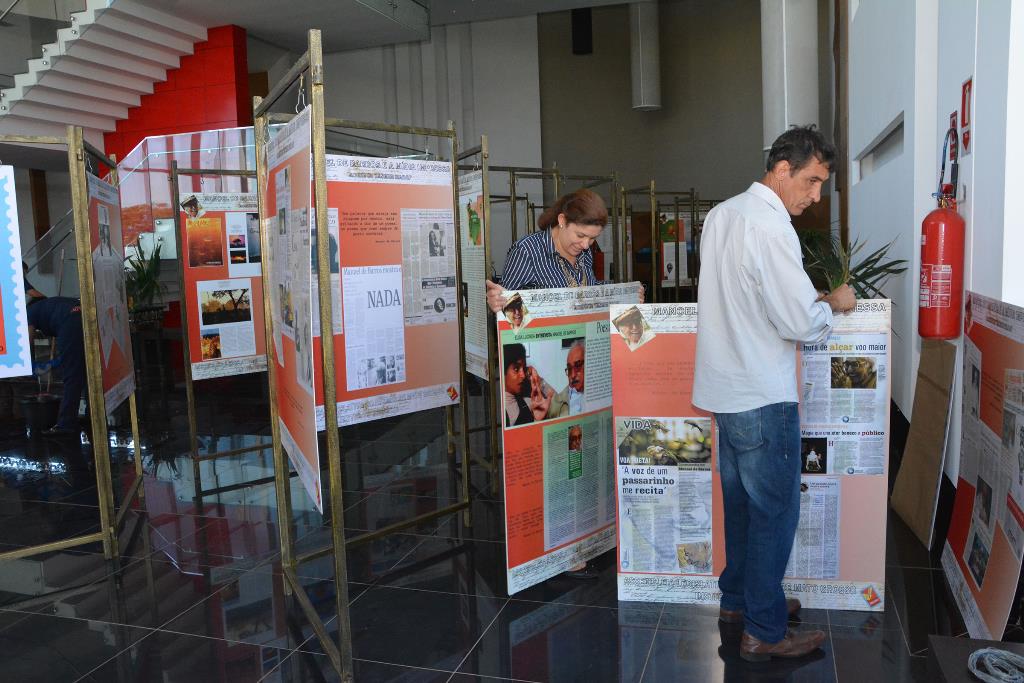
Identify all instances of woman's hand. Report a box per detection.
[528,367,554,421]
[486,280,507,313]
[639,284,646,304]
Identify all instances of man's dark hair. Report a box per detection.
[765,125,837,174]
[503,343,526,373]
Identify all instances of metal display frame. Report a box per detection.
[0,129,146,563]
[252,30,473,679]
[456,136,501,493]
[622,182,706,303]
[168,163,277,504]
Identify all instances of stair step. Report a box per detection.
[17,86,130,120]
[88,13,198,55]
[72,25,184,69]
[46,58,156,95]
[28,71,142,107]
[104,0,207,42]
[62,41,169,81]
[3,101,117,132]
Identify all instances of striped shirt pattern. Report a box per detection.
[500,229,596,289]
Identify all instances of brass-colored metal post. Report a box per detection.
[448,123,473,527]
[673,196,682,302]
[67,125,118,560]
[509,171,518,242]
[169,163,205,504]
[254,98,295,590]
[128,393,145,507]
[308,29,355,681]
[649,180,657,303]
[481,137,500,495]
[620,186,628,283]
[611,174,621,283]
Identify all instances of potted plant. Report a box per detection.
[798,230,908,300]
[125,236,166,329]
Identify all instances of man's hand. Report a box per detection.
[822,283,857,314]
[486,280,507,314]
[528,367,553,421]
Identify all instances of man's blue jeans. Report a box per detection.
[715,402,801,643]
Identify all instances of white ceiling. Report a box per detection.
[136,0,628,53]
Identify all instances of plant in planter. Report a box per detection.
[798,230,909,300]
[124,236,166,328]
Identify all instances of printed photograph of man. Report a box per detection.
[428,222,446,257]
[552,338,586,417]
[181,195,203,218]
[502,342,554,427]
[613,306,655,351]
[502,294,529,331]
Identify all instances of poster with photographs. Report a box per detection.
[313,154,461,428]
[612,302,891,610]
[458,169,488,380]
[498,283,642,594]
[177,193,267,381]
[87,172,134,413]
[943,293,1024,639]
[262,105,321,511]
[0,166,32,378]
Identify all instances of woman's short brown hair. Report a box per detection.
[538,189,608,231]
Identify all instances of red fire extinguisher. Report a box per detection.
[919,126,966,339]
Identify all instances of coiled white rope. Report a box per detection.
[969,648,1024,683]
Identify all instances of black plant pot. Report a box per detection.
[20,393,61,434]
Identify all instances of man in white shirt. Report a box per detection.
[692,125,856,662]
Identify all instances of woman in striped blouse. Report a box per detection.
[485,189,607,313]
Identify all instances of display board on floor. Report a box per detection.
[943,292,1024,639]
[498,282,642,594]
[611,301,891,611]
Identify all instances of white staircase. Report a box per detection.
[0,0,206,146]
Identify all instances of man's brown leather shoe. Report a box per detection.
[739,629,825,662]
[719,598,802,624]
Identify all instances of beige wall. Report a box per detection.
[538,0,764,202]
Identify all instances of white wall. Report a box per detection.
[850,0,1022,483]
[848,0,927,419]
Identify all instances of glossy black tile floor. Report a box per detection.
[0,374,990,681]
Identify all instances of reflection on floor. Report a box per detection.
[0,372,985,681]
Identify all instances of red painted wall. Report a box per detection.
[104,25,251,161]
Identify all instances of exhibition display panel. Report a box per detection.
[611,301,891,610]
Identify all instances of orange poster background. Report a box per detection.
[499,312,611,569]
[263,134,319,509]
[945,296,1024,638]
[87,185,134,407]
[314,180,458,412]
[178,208,267,372]
[612,322,889,600]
